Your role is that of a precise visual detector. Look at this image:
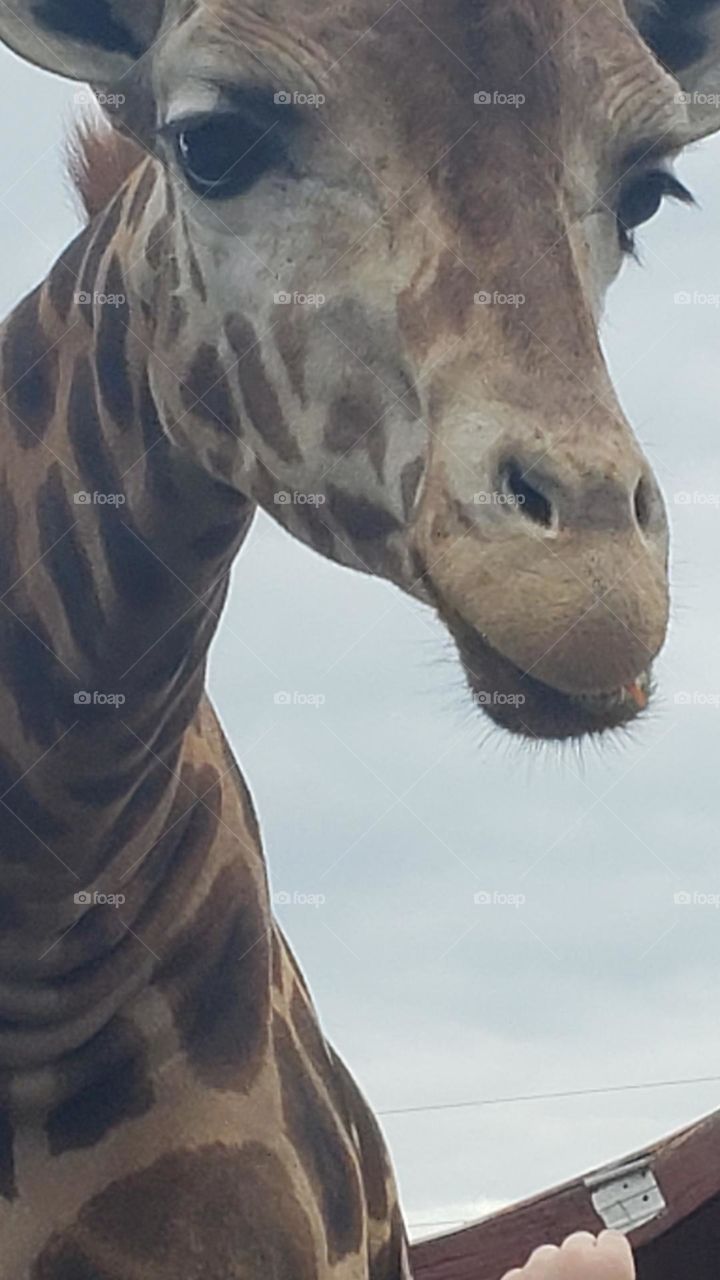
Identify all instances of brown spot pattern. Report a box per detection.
[76,192,126,327]
[290,987,338,1104]
[126,162,158,233]
[326,485,402,544]
[325,387,387,482]
[225,314,302,464]
[0,1109,16,1200]
[47,225,92,322]
[145,215,173,273]
[330,1048,390,1223]
[275,1012,364,1264]
[2,286,58,446]
[34,1143,319,1280]
[37,462,106,663]
[181,343,240,435]
[369,1206,406,1280]
[165,294,188,343]
[95,254,133,429]
[159,841,271,1092]
[46,1041,154,1156]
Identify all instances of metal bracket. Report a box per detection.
[584,1157,667,1233]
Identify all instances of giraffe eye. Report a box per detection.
[174,111,285,199]
[616,169,694,253]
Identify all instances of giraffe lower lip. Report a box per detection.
[450,621,652,742]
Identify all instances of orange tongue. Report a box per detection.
[625,681,648,710]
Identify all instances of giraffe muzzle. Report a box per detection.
[412,441,670,741]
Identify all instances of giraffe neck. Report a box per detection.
[0,135,407,1280]
[0,158,263,1114]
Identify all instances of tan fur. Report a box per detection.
[67,116,145,220]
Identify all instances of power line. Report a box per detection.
[409,1220,468,1229]
[378,1072,720,1118]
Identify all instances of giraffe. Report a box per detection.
[0,1,719,1278]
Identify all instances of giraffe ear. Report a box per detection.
[630,0,720,140]
[0,0,164,83]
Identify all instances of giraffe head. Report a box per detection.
[3,0,720,741]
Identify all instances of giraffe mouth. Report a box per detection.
[449,618,652,742]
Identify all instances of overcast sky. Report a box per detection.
[2,44,720,1242]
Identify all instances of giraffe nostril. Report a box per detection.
[633,475,653,532]
[501,462,554,529]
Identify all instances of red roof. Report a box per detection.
[411,1110,720,1279]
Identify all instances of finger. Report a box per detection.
[557,1229,635,1279]
[523,1243,562,1276]
[596,1231,636,1278]
[558,1232,599,1255]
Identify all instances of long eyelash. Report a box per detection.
[618,171,696,257]
[656,173,696,207]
